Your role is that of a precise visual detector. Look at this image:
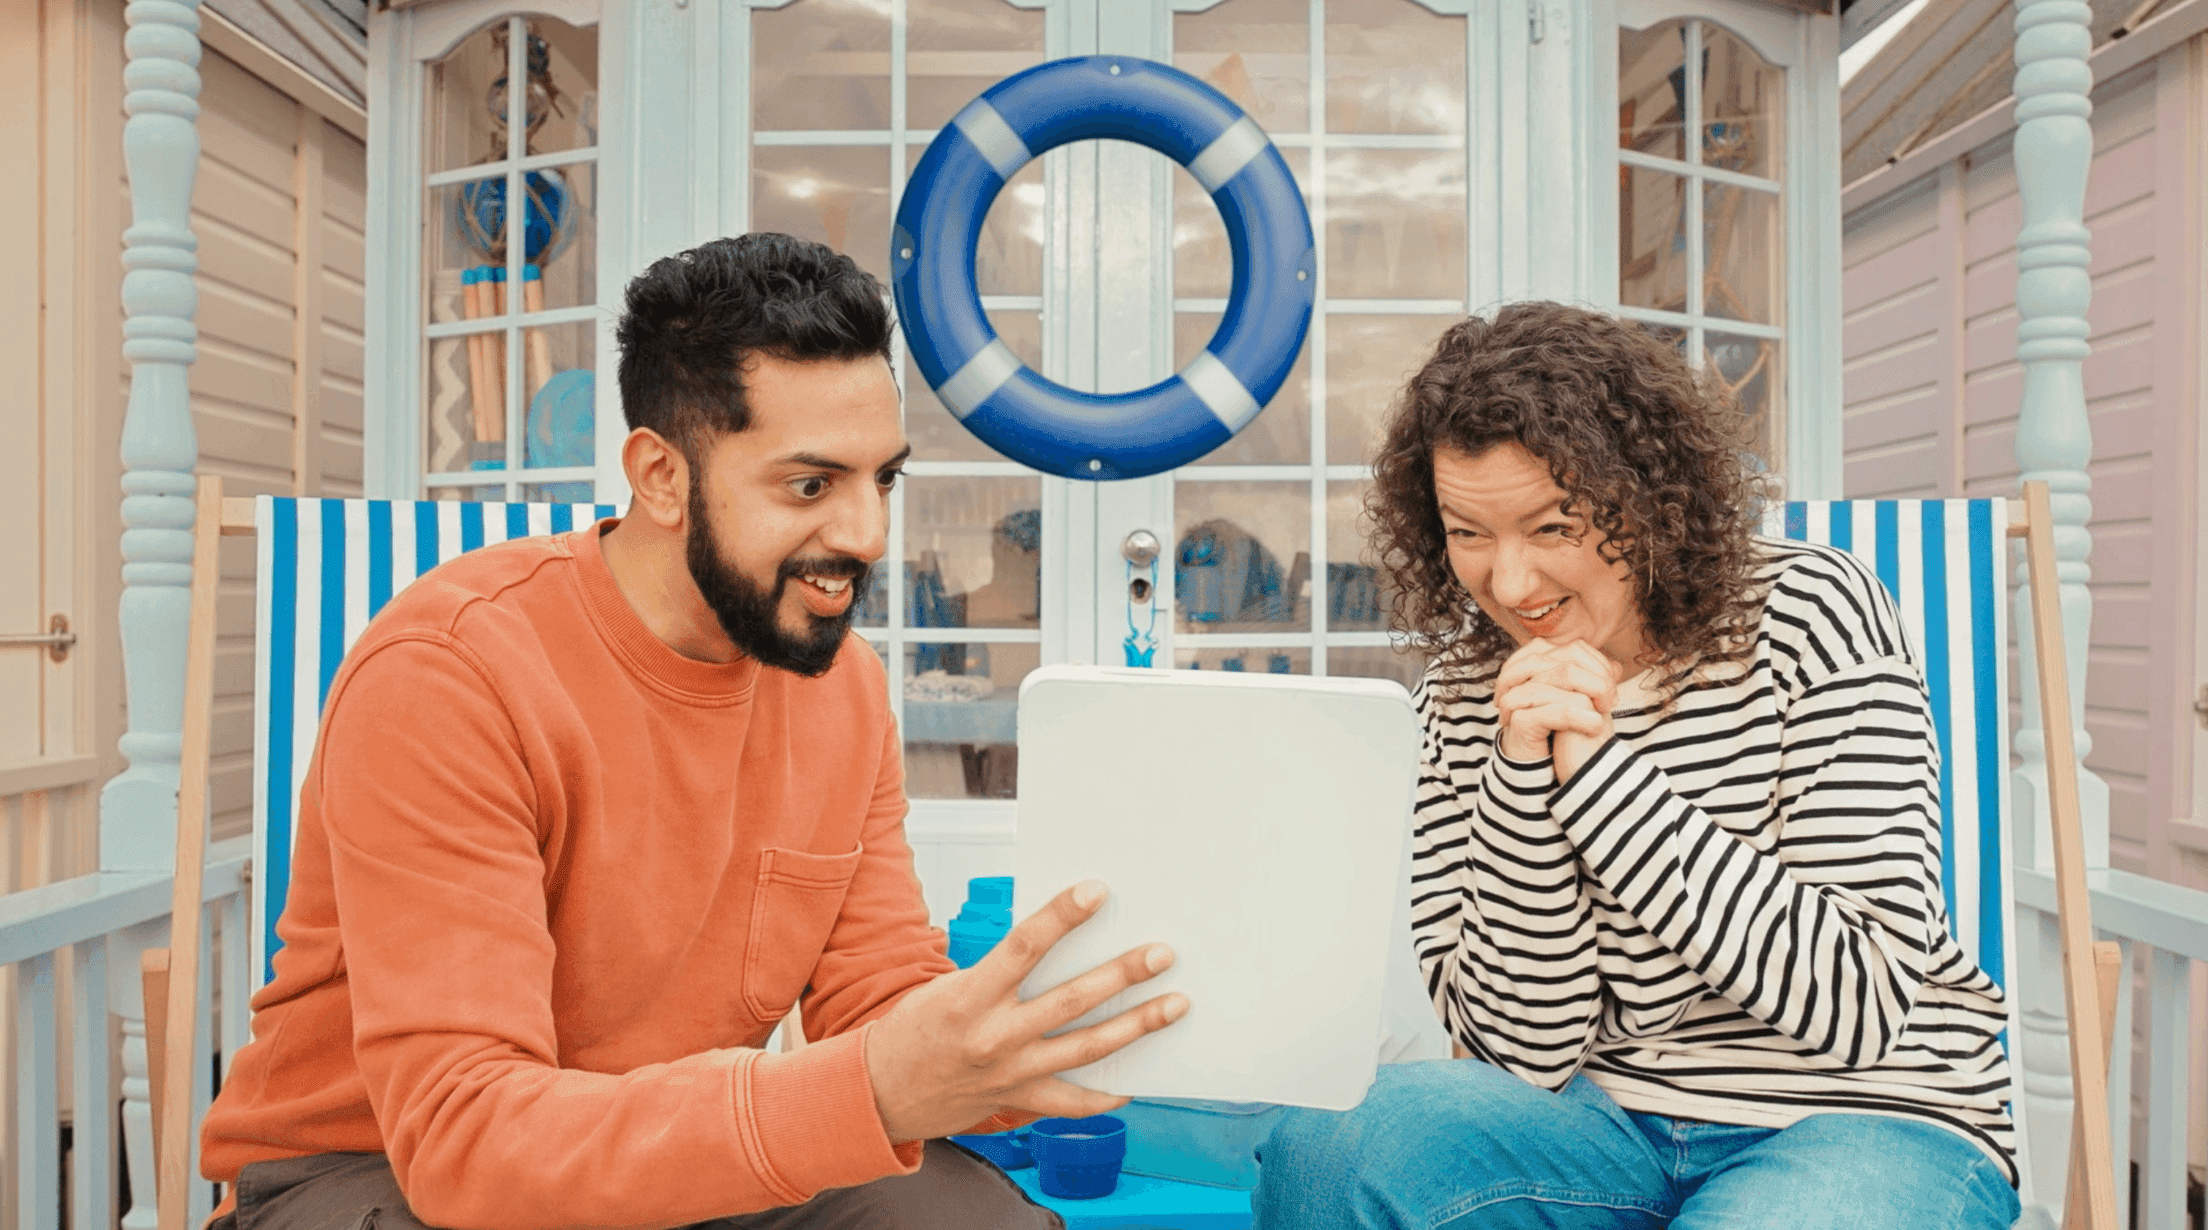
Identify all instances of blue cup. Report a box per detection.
[1027,1115,1128,1199]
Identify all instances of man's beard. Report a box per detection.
[685,479,872,678]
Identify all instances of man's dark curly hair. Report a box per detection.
[1366,301,1770,697]
[615,233,892,465]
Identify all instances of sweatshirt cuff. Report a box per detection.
[1491,745,1557,791]
[743,1024,919,1203]
[1475,745,1565,839]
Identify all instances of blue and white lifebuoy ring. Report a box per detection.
[893,57,1315,481]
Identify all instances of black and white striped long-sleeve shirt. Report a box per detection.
[1410,537,2017,1179]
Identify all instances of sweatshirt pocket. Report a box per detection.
[742,845,866,1023]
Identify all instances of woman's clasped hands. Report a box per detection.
[1494,638,1630,781]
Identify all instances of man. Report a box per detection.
[200,233,1187,1230]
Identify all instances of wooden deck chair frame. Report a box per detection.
[143,477,2123,1230]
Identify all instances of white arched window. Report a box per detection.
[366,0,615,501]
[1608,0,1840,490]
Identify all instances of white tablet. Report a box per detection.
[1013,664,1421,1111]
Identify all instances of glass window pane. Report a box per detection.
[1325,314,1439,466]
[422,324,494,475]
[1177,148,1305,302]
[1618,164,1687,315]
[1326,646,1423,690]
[427,20,599,165]
[753,146,894,285]
[907,0,1046,131]
[907,309,1040,462]
[426,23,505,172]
[423,192,507,477]
[905,641,1038,798]
[1619,19,1687,163]
[1324,478,1384,630]
[526,20,598,156]
[1175,482,1309,634]
[1704,183,1780,326]
[1176,647,1309,674]
[1702,24,1783,181]
[528,164,596,309]
[1175,0,1311,135]
[1175,312,1310,466]
[1704,332,1782,469]
[903,476,1043,631]
[1324,148,1465,300]
[519,320,596,487]
[907,146,1043,297]
[753,0,892,131]
[433,168,594,312]
[1324,0,1465,135]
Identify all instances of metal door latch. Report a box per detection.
[2195,682,2208,730]
[0,614,74,663]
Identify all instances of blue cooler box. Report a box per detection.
[1116,1099,1286,1191]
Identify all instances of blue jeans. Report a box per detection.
[1252,1060,2018,1229]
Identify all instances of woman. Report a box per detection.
[1253,303,2018,1229]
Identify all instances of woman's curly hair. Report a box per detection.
[1367,302,1771,698]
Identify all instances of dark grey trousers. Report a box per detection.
[213,1144,1063,1230]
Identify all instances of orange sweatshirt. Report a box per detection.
[200,523,983,1230]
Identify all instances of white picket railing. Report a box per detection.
[0,836,250,1230]
[2014,874,2208,1229]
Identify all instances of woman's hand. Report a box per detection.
[1494,639,1620,779]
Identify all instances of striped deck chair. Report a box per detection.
[1761,499,2016,996]
[1765,496,2116,1229]
[145,485,614,1230]
[247,494,618,983]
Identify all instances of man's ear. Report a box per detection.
[622,428,689,531]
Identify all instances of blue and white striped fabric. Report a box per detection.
[250,497,617,985]
[1762,499,2014,992]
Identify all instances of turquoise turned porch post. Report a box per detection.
[2008,0,2109,1215]
[105,0,205,1225]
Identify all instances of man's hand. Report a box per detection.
[1494,638,1620,780]
[862,880,1186,1144]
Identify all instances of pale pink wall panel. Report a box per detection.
[1842,174,1937,270]
[1843,446,1943,497]
[1961,420,2019,487]
[1843,227,1943,310]
[1840,57,2181,866]
[1846,335,1946,404]
[2091,265,2157,334]
[2086,395,2157,463]
[2084,137,2156,221]
[2087,712,2152,781]
[2090,653,2153,714]
[1961,196,2020,265]
[2090,198,2157,275]
[1962,311,2020,375]
[2086,455,2155,525]
[1961,261,2013,319]
[1960,366,2021,432]
[2093,589,2151,647]
[2091,520,2155,586]
[1845,388,1946,448]
[1842,281,1940,358]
